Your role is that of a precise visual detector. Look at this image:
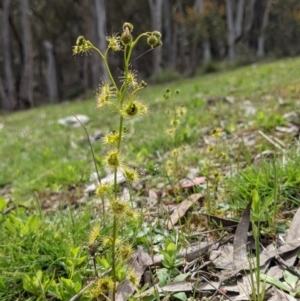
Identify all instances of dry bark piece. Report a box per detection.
[205,214,239,228]
[167,177,206,194]
[218,237,300,284]
[166,193,203,230]
[268,286,298,301]
[58,115,90,127]
[233,200,251,269]
[148,189,158,205]
[114,246,152,301]
[283,207,300,266]
[194,281,239,293]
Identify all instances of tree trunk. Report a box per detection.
[225,0,236,60]
[83,0,92,89]
[44,41,58,103]
[89,2,101,88]
[94,0,108,80]
[194,0,212,62]
[20,0,34,108]
[244,0,256,33]
[235,0,245,38]
[0,78,9,108]
[257,0,272,57]
[2,0,17,110]
[148,0,163,76]
[163,0,174,69]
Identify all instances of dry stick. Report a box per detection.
[200,276,233,301]
[74,115,105,218]
[275,254,300,278]
[258,130,284,151]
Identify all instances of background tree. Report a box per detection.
[148,0,163,75]
[19,0,34,108]
[2,0,17,110]
[0,0,300,111]
[94,0,108,81]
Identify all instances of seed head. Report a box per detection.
[139,80,147,88]
[73,36,93,55]
[120,70,138,89]
[88,225,100,246]
[102,236,122,248]
[96,276,114,294]
[123,167,139,183]
[110,198,129,216]
[171,149,179,157]
[102,131,120,145]
[212,127,222,138]
[128,269,138,286]
[166,128,175,136]
[121,100,148,119]
[106,150,120,167]
[176,105,186,117]
[106,33,122,51]
[96,82,116,108]
[170,118,180,127]
[96,183,113,197]
[118,243,133,262]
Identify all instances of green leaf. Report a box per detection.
[173,273,190,282]
[47,280,62,299]
[60,277,74,289]
[69,246,80,258]
[172,292,187,301]
[166,242,176,253]
[260,274,291,292]
[75,255,87,267]
[0,197,7,210]
[96,257,111,270]
[251,189,261,220]
[27,214,40,232]
[22,274,41,295]
[283,270,299,290]
[157,268,170,286]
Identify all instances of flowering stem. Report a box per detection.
[92,46,120,96]
[111,214,117,301]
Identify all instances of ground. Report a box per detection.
[1,57,300,301]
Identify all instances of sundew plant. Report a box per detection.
[73,23,162,301]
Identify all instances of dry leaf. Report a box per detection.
[233,201,251,269]
[282,207,300,266]
[268,287,298,301]
[148,189,158,205]
[166,193,203,230]
[114,247,152,301]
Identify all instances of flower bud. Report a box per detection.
[147,35,158,48]
[152,31,162,39]
[121,32,132,45]
[123,22,134,32]
[76,35,85,46]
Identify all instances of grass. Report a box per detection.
[2,57,299,201]
[1,56,300,300]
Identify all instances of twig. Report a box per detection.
[74,115,105,217]
[275,254,300,277]
[1,204,27,215]
[69,268,112,301]
[74,115,101,183]
[200,276,233,301]
[258,130,284,151]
